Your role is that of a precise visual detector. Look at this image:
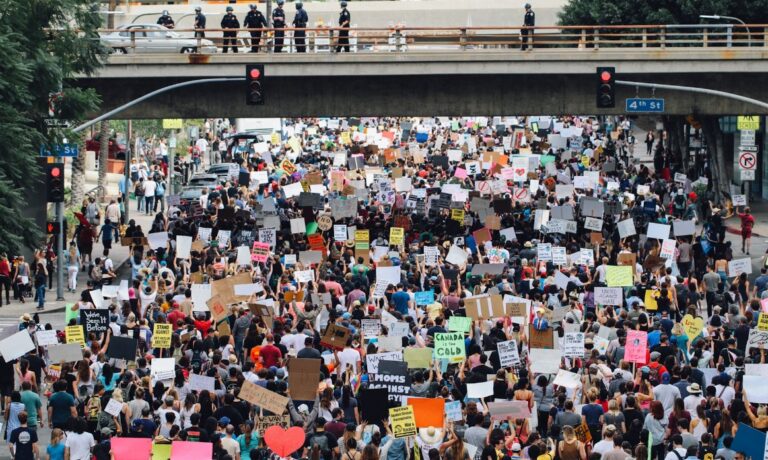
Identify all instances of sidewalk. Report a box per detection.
[0,200,154,318]
[724,199,768,238]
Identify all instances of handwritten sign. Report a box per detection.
[152,323,172,349]
[238,380,288,414]
[434,332,465,359]
[66,325,86,348]
[625,330,647,363]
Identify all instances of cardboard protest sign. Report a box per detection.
[625,330,648,363]
[574,422,593,443]
[389,406,417,438]
[409,397,445,428]
[434,332,465,360]
[528,326,554,349]
[404,347,433,369]
[465,295,505,320]
[254,415,291,433]
[36,330,59,347]
[152,323,173,349]
[321,323,351,350]
[288,358,321,401]
[48,343,84,363]
[106,336,137,362]
[238,380,289,414]
[80,309,109,334]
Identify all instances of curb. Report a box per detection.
[726,225,763,238]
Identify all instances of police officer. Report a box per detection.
[521,3,535,50]
[221,6,240,53]
[336,0,351,53]
[244,4,267,53]
[157,10,175,29]
[292,2,309,53]
[273,0,286,53]
[194,7,206,38]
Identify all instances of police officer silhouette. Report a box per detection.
[244,4,267,52]
[336,0,351,53]
[221,6,240,53]
[157,10,174,29]
[273,0,286,53]
[521,3,535,50]
[194,7,206,38]
[292,2,309,53]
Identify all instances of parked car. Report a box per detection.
[205,163,238,183]
[187,173,219,189]
[101,24,218,54]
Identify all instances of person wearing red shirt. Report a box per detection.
[0,255,10,306]
[193,312,213,338]
[167,303,186,329]
[259,334,283,368]
[738,206,755,254]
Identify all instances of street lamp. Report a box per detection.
[699,14,752,47]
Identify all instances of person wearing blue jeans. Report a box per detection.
[34,263,46,310]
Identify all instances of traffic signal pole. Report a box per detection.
[56,162,64,301]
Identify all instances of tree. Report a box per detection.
[558,0,766,201]
[0,0,105,255]
[98,121,109,200]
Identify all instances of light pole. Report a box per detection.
[699,14,752,47]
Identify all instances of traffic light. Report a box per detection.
[596,67,616,108]
[45,163,65,203]
[245,64,265,105]
[46,222,59,235]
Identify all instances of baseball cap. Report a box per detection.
[661,372,671,384]
[218,416,231,426]
[511,443,522,452]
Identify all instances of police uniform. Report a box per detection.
[221,11,241,53]
[273,6,286,53]
[521,7,535,50]
[157,14,175,29]
[292,7,308,53]
[194,12,207,38]
[244,8,268,52]
[336,7,351,53]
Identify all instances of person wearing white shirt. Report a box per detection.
[142,178,157,215]
[595,257,609,283]
[591,425,617,457]
[337,343,361,375]
[65,419,96,460]
[683,384,705,418]
[714,378,736,409]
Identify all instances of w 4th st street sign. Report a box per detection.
[625,98,665,113]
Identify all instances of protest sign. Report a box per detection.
[448,316,472,333]
[606,266,633,287]
[497,340,521,367]
[409,397,445,428]
[288,358,321,401]
[152,323,173,348]
[434,332,466,359]
[389,406,417,438]
[66,325,86,348]
[487,401,531,420]
[404,348,433,369]
[238,380,289,414]
[321,323,351,350]
[528,326,554,349]
[625,330,648,363]
[563,332,585,358]
[80,309,109,334]
[366,351,403,374]
[106,336,137,361]
[48,343,84,363]
[368,360,410,404]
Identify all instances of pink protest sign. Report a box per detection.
[625,330,648,364]
[761,298,768,313]
[454,168,468,179]
[251,242,271,263]
[171,441,213,460]
[112,438,152,460]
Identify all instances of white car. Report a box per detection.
[101,23,217,54]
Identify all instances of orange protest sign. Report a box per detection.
[408,397,445,428]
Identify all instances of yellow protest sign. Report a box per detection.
[581,155,591,167]
[737,116,760,130]
[682,314,705,337]
[280,159,297,175]
[66,325,86,348]
[271,132,281,145]
[162,119,183,129]
[389,227,404,246]
[300,179,311,192]
[605,266,633,287]
[355,230,369,243]
[644,289,659,311]
[340,131,351,145]
[152,323,173,348]
[759,313,768,332]
[287,136,302,153]
[451,209,465,223]
[389,405,417,438]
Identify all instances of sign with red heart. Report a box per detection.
[264,426,306,457]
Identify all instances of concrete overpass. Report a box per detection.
[78,46,768,118]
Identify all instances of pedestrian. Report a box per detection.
[194,7,206,38]
[154,179,166,213]
[46,428,65,460]
[336,1,351,53]
[737,205,754,254]
[221,6,240,53]
[33,262,46,310]
[0,254,11,306]
[8,411,38,460]
[646,131,655,155]
[273,0,287,52]
[143,176,156,215]
[157,10,175,29]
[521,3,535,50]
[292,2,308,53]
[244,4,267,53]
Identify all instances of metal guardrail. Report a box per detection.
[93,24,768,55]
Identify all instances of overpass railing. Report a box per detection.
[95,23,767,55]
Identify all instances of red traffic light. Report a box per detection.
[249,68,261,79]
[47,223,54,233]
[600,70,612,82]
[50,167,61,178]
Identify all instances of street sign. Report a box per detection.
[43,119,70,128]
[737,116,761,130]
[625,98,665,113]
[739,146,758,152]
[739,151,757,170]
[740,130,756,146]
[40,143,79,158]
[741,170,756,181]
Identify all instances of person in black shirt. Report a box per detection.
[244,4,267,53]
[181,413,211,442]
[213,395,244,435]
[9,411,37,460]
[194,7,206,38]
[221,6,240,54]
[157,10,175,29]
[336,1,351,53]
[272,0,286,52]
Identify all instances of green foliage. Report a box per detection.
[0,0,106,255]
[559,0,768,25]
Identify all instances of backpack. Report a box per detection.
[86,395,102,423]
[309,433,331,460]
[648,364,661,385]
[156,182,165,197]
[191,350,203,373]
[93,440,111,460]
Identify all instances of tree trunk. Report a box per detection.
[98,121,109,201]
[701,115,729,203]
[70,132,86,209]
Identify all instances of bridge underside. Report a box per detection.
[79,72,768,118]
